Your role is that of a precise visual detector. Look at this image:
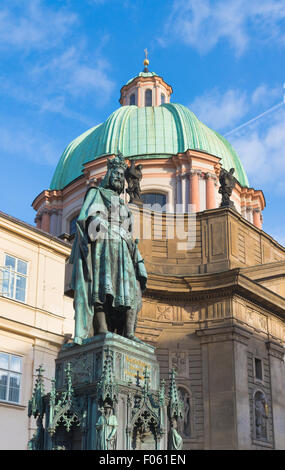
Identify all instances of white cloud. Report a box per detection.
[229,108,285,190]
[189,83,283,134]
[0,0,77,51]
[189,83,285,196]
[0,125,59,166]
[0,76,93,125]
[251,84,281,107]
[0,3,115,117]
[162,0,285,55]
[190,88,248,131]
[31,46,115,102]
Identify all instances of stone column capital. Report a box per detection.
[205,172,217,181]
[196,323,252,346]
[266,340,285,360]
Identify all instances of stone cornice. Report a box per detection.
[240,260,285,282]
[196,322,252,346]
[145,268,285,320]
[0,211,71,255]
[0,316,65,347]
[266,340,285,360]
[32,189,63,211]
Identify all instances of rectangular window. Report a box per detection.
[1,254,28,302]
[0,353,22,404]
[254,358,263,381]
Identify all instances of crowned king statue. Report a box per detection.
[69,154,147,344]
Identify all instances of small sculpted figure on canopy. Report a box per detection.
[96,400,118,450]
[69,153,147,344]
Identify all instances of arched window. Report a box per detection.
[161,93,165,104]
[141,192,166,212]
[145,89,152,107]
[130,93,136,105]
[69,214,79,236]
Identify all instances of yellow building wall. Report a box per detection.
[0,213,73,450]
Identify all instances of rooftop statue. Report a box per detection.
[69,154,147,344]
[219,167,236,209]
[125,160,143,204]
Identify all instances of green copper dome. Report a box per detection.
[50,103,249,190]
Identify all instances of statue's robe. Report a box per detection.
[96,413,118,450]
[69,186,147,343]
[168,428,183,450]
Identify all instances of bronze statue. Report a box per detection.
[69,154,147,344]
[219,167,236,209]
[125,161,143,204]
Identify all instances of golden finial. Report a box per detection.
[143,48,149,68]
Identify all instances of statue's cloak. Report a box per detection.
[69,186,147,343]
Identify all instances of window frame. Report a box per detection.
[0,352,23,405]
[129,93,136,105]
[1,253,28,303]
[253,357,264,384]
[141,192,167,212]
[145,89,152,107]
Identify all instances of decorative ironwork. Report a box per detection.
[28,365,46,450]
[129,366,166,449]
[48,363,84,437]
[96,349,118,408]
[28,365,45,419]
[27,346,174,450]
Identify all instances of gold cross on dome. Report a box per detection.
[144,48,148,60]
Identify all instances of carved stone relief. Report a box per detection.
[232,299,285,341]
[170,350,189,378]
[69,352,93,385]
[181,304,197,322]
[94,352,103,380]
[156,304,174,321]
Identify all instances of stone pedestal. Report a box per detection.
[47,334,168,450]
[57,333,160,391]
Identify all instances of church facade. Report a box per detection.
[1,62,285,449]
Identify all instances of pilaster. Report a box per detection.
[196,323,252,449]
[205,173,217,210]
[266,340,285,449]
[190,170,200,212]
[253,208,262,229]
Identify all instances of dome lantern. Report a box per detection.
[119,52,173,107]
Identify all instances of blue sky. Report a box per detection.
[1,0,285,244]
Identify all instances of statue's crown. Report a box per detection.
[107,153,127,171]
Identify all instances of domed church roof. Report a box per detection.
[50,102,249,191]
